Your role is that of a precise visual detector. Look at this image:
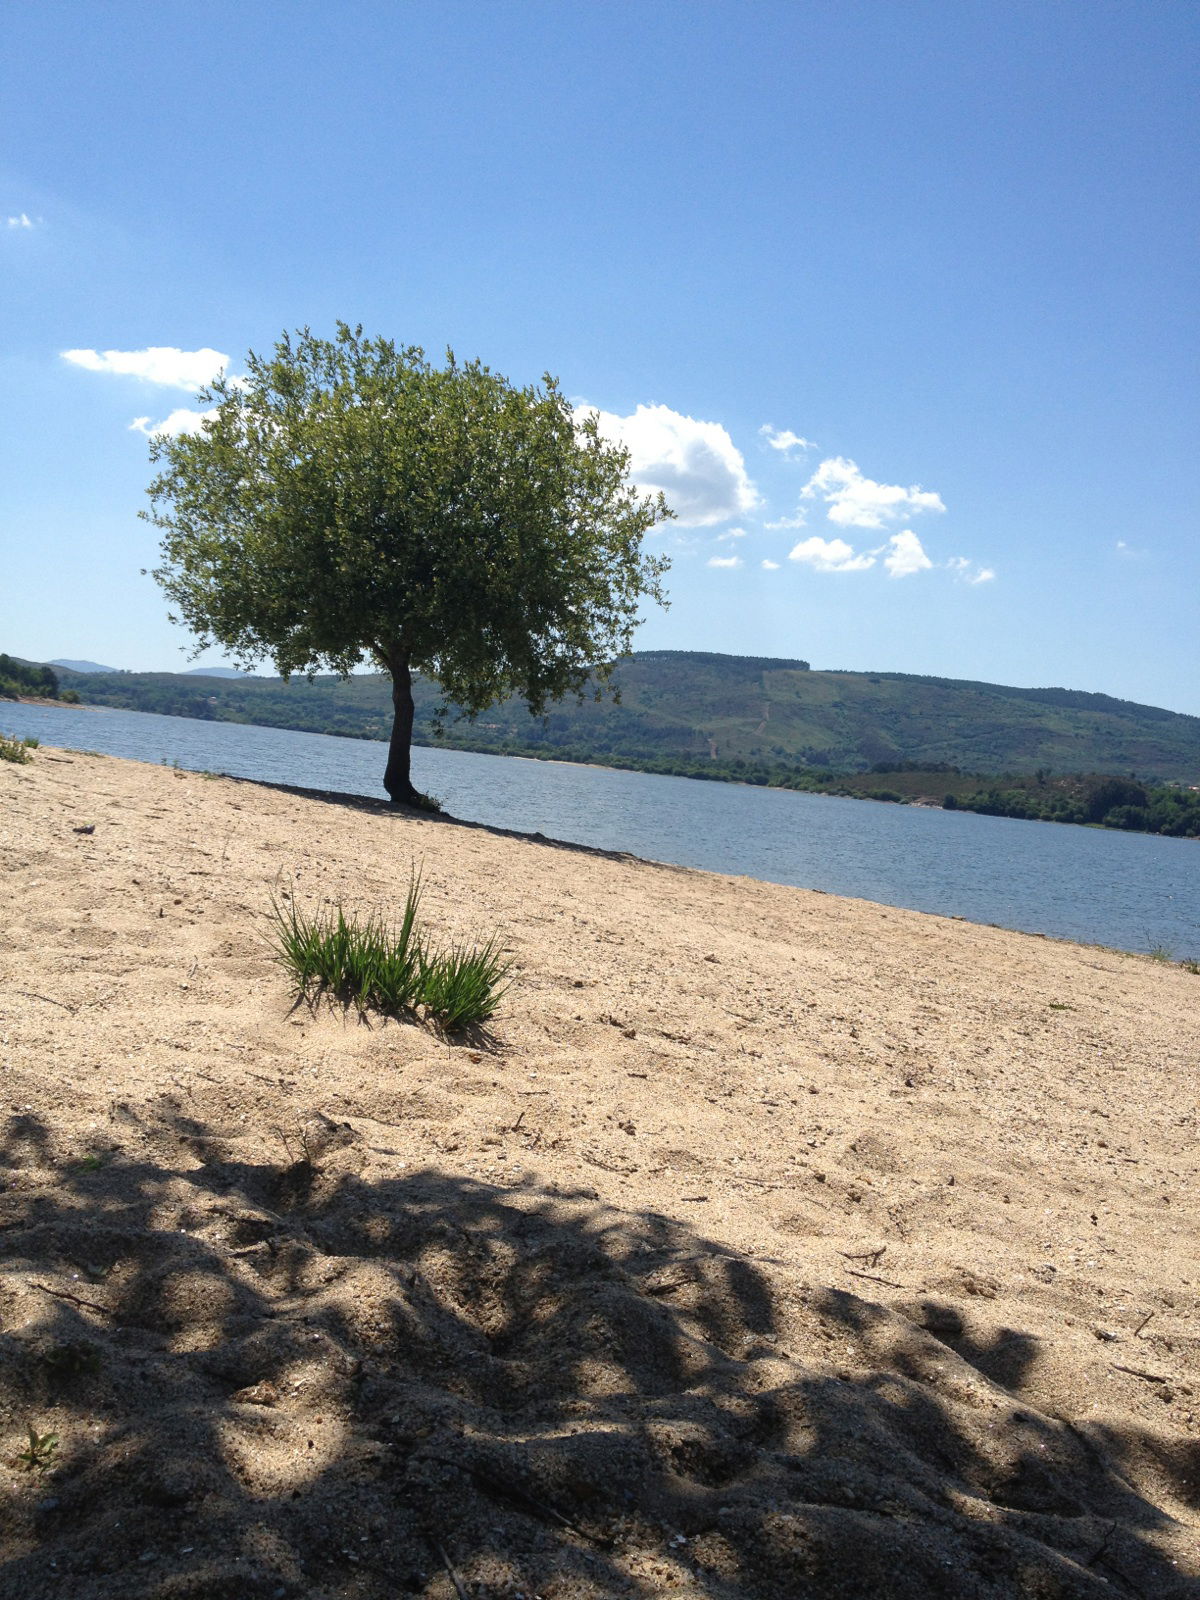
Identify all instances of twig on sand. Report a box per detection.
[839,1246,887,1267]
[474,1466,597,1544]
[431,1540,470,1600]
[32,1281,113,1317]
[1111,1363,1171,1384]
[11,989,76,1013]
[1133,1310,1156,1338]
[844,1267,906,1289]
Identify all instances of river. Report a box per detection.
[3,700,1196,957]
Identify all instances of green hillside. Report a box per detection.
[35,649,1200,784]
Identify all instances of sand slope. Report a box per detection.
[0,749,1197,1598]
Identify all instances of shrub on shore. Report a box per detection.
[0,732,38,763]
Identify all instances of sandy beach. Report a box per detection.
[1,746,1196,1597]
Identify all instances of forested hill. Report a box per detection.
[25,649,1200,784]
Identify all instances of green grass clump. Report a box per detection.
[268,875,510,1029]
[418,939,512,1030]
[16,1425,58,1471]
[269,878,423,1016]
[0,732,37,763]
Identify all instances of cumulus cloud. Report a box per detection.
[6,212,36,229]
[707,554,743,569]
[788,536,877,573]
[882,530,933,578]
[716,526,747,542]
[801,456,945,530]
[129,408,218,438]
[761,559,781,570]
[578,402,759,526]
[785,528,941,579]
[764,511,807,530]
[760,425,817,456]
[62,345,231,391]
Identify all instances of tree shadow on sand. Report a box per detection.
[0,1106,1195,1599]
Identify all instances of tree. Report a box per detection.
[146,326,671,804]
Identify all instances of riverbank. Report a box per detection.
[2,747,1197,1597]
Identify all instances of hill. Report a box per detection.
[49,657,117,673]
[44,649,1200,784]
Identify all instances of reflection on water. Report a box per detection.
[3,700,1196,956]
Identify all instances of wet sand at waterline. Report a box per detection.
[1,747,1197,1598]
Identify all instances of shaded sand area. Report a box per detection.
[1,748,1197,1598]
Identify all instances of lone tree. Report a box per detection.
[146,325,671,805]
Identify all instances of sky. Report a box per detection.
[2,1,1197,712]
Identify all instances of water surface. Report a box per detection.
[4,701,1196,956]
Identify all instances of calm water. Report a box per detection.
[4,701,1197,955]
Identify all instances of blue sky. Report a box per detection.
[2,1,1197,711]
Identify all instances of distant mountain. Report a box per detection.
[51,658,118,674]
[185,668,251,679]
[32,649,1200,785]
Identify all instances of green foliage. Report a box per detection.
[0,653,59,700]
[0,731,37,763]
[417,939,512,1030]
[41,1342,102,1380]
[945,774,1200,837]
[16,1425,59,1471]
[269,879,424,1016]
[268,876,510,1029]
[144,324,671,801]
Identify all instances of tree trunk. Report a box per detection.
[383,652,420,805]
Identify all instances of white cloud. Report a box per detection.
[761,559,781,570]
[62,345,231,391]
[788,536,877,573]
[801,455,945,529]
[760,425,817,456]
[707,554,744,569]
[882,530,933,578]
[1114,539,1144,559]
[947,555,995,584]
[764,511,808,530]
[716,526,747,542]
[578,402,759,527]
[129,408,218,438]
[6,212,36,229]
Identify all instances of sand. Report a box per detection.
[0,747,1197,1598]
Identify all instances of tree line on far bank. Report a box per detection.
[939,771,1200,836]
[0,654,78,702]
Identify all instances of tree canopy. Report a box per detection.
[146,325,671,803]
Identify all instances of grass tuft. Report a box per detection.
[0,732,37,763]
[16,1425,59,1471]
[268,875,509,1029]
[419,938,513,1031]
[269,877,424,1016]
